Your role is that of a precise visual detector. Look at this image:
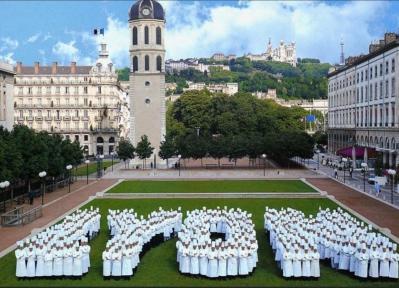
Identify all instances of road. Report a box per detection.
[296,155,399,207]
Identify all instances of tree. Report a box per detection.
[0,127,22,183]
[159,135,176,168]
[135,135,154,169]
[208,135,228,168]
[116,138,135,168]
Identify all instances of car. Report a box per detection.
[368,174,376,184]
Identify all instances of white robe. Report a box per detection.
[199,254,208,276]
[26,249,36,278]
[292,253,302,277]
[282,252,294,278]
[82,245,90,274]
[302,254,311,277]
[227,251,238,276]
[44,252,53,277]
[357,252,369,278]
[207,251,219,278]
[111,252,122,277]
[369,250,379,278]
[53,250,64,276]
[310,253,320,278]
[238,250,249,276]
[122,253,133,276]
[35,248,45,277]
[63,249,73,276]
[15,249,27,278]
[190,251,200,275]
[218,253,227,277]
[72,249,83,276]
[102,251,111,277]
[389,253,399,279]
[379,252,390,277]
[180,249,190,274]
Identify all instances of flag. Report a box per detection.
[306,115,316,122]
[93,28,105,36]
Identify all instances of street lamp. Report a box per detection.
[178,154,182,177]
[387,169,396,204]
[85,160,90,184]
[262,154,266,176]
[39,171,47,205]
[315,149,320,170]
[66,165,73,193]
[0,181,10,212]
[97,155,104,178]
[361,162,368,192]
[111,152,115,172]
[342,158,348,183]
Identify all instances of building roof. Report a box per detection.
[14,65,92,75]
[129,0,164,21]
[0,62,15,75]
[328,39,399,78]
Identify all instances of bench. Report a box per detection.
[205,164,218,169]
[221,164,234,169]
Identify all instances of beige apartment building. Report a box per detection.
[328,33,399,167]
[13,42,126,156]
[0,61,15,130]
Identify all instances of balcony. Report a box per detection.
[72,116,80,121]
[35,116,43,121]
[81,116,89,121]
[26,116,34,121]
[92,128,118,134]
[45,116,52,121]
[17,117,25,121]
[63,116,71,121]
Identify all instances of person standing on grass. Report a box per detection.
[334,168,338,179]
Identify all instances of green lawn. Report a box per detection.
[0,198,397,287]
[107,180,317,193]
[74,161,119,176]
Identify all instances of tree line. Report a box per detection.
[118,90,315,167]
[0,125,83,193]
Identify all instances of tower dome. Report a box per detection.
[129,0,165,21]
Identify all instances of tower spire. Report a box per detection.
[340,38,345,65]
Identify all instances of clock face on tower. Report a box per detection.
[142,7,151,16]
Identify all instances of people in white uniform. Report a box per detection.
[265,206,399,279]
[15,207,100,279]
[176,207,258,279]
[103,208,182,278]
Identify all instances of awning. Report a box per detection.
[337,146,377,158]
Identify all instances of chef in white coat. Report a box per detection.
[72,245,83,278]
[35,243,45,277]
[369,244,379,278]
[102,248,112,279]
[26,245,36,278]
[227,242,238,277]
[63,243,73,277]
[15,242,27,278]
[379,246,390,277]
[44,247,54,277]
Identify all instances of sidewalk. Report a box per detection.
[0,179,117,253]
[307,178,399,238]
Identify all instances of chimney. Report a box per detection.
[52,62,58,74]
[34,62,40,74]
[16,62,22,74]
[384,33,397,45]
[71,62,77,74]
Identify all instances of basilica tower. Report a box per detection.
[128,0,166,167]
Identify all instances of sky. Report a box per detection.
[0,0,398,68]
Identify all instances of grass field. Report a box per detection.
[0,198,397,287]
[107,180,317,193]
[74,161,119,177]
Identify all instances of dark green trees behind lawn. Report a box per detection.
[160,90,315,165]
[0,125,83,189]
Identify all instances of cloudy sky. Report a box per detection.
[0,0,398,67]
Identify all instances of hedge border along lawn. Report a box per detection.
[0,197,397,287]
[74,161,119,177]
[106,180,317,193]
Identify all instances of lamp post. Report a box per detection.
[111,152,115,172]
[97,155,104,178]
[315,150,320,170]
[178,154,182,177]
[262,154,266,176]
[66,165,73,193]
[0,181,10,212]
[342,158,348,183]
[388,169,396,204]
[85,160,90,184]
[361,162,368,192]
[39,171,47,205]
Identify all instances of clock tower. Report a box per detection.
[128,0,166,167]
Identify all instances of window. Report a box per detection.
[66,98,70,105]
[84,110,88,117]
[98,86,102,94]
[380,63,383,76]
[29,110,32,116]
[84,87,88,94]
[145,55,150,71]
[380,82,383,99]
[47,110,51,117]
[75,110,79,117]
[375,83,378,100]
[156,27,162,45]
[361,72,363,82]
[386,61,389,74]
[386,80,389,98]
[28,87,32,94]
[157,56,162,72]
[144,26,149,44]
[19,110,23,118]
[84,135,88,141]
[375,65,378,78]
[84,122,88,129]
[392,78,396,97]
[132,27,138,45]
[56,110,60,120]
[38,110,42,116]
[18,87,23,95]
[38,98,42,105]
[133,56,138,72]
[370,67,373,79]
[75,97,78,105]
[75,135,79,142]
[38,87,42,94]
[393,59,396,73]
[65,87,69,94]
[84,98,88,106]
[56,87,60,94]
[370,84,373,100]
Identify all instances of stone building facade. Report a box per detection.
[328,33,399,167]
[128,0,166,167]
[13,42,126,156]
[0,61,15,130]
